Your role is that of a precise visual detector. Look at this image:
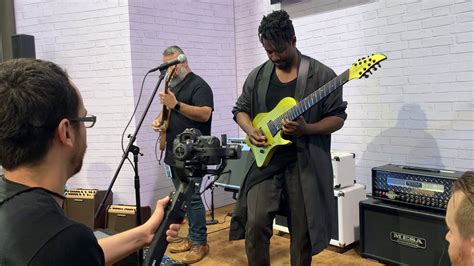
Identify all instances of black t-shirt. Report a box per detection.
[164,72,214,165]
[0,176,105,265]
[266,70,297,111]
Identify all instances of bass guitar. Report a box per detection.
[248,53,387,168]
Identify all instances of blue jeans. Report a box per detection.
[168,165,207,245]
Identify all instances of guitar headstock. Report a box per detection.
[348,53,387,80]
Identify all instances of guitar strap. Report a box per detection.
[295,55,310,101]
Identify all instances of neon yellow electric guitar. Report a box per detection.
[248,53,387,168]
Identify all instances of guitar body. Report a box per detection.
[159,111,170,150]
[247,97,297,168]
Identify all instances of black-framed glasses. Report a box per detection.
[70,114,96,128]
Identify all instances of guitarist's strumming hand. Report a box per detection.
[282,116,307,137]
[248,127,267,147]
[159,90,179,110]
[152,113,163,132]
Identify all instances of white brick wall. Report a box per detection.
[235,0,474,191]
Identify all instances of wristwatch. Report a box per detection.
[174,101,181,111]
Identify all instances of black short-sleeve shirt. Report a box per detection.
[164,72,214,165]
[0,176,105,265]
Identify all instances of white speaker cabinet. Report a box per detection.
[273,183,367,248]
[331,151,356,189]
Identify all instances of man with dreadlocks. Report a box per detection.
[230,10,348,265]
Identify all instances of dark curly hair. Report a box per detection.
[258,10,295,49]
[0,58,79,170]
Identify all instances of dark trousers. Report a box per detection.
[245,162,312,266]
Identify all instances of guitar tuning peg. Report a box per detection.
[364,74,369,78]
[373,67,377,71]
[377,63,382,68]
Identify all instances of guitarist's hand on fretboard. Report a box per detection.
[282,116,307,137]
[159,90,178,110]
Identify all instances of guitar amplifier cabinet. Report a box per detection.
[107,204,151,233]
[273,184,366,247]
[360,198,450,266]
[63,189,112,229]
[331,152,356,189]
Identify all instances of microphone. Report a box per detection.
[149,54,187,73]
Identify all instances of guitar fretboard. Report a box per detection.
[268,69,350,136]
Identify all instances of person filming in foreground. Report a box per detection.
[0,58,181,265]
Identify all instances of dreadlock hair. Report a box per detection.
[258,10,295,50]
[453,171,474,239]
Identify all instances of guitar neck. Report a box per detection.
[273,69,349,127]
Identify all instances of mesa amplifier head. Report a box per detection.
[372,164,464,211]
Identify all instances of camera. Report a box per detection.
[172,128,241,177]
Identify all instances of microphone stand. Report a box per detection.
[131,145,144,264]
[95,70,167,247]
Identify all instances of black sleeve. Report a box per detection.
[191,79,214,109]
[30,224,105,266]
[232,66,261,119]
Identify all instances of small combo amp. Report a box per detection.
[372,164,464,211]
[331,152,356,189]
[273,183,366,248]
[107,204,151,232]
[360,198,450,266]
[63,189,112,229]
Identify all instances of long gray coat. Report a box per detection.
[229,54,348,255]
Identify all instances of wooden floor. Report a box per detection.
[165,204,384,265]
